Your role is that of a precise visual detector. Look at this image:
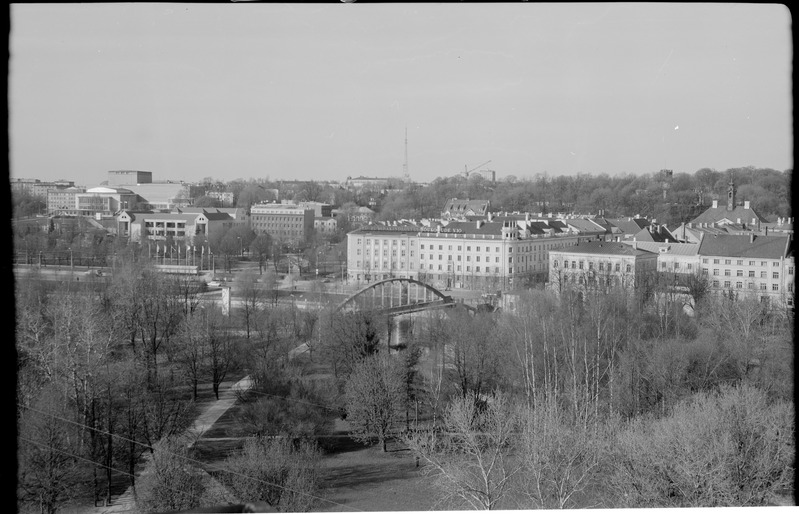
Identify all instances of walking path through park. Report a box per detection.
[91,375,253,514]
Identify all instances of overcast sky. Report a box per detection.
[9,3,793,187]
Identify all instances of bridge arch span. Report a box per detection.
[335,278,453,314]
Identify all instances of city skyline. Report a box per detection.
[9,3,793,187]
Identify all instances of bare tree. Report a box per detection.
[220,436,322,512]
[344,353,405,452]
[406,392,523,510]
[17,384,89,514]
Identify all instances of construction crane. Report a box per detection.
[463,160,492,177]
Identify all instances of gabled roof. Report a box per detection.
[690,204,768,226]
[632,225,676,243]
[564,218,607,234]
[698,234,791,259]
[604,217,650,235]
[442,198,490,216]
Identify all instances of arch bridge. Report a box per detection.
[335,278,469,316]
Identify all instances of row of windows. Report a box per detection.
[355,238,562,254]
[553,260,632,273]
[706,269,781,279]
[710,280,784,291]
[703,258,787,268]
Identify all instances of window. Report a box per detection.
[772,284,779,291]
[789,283,794,292]
[476,266,481,272]
[588,262,594,270]
[599,262,604,271]
[579,261,584,269]
[724,269,731,276]
[713,280,719,287]
[713,259,720,264]
[458,246,461,251]
[749,261,755,266]
[760,283,767,290]
[737,260,743,265]
[661,262,667,269]
[448,245,452,251]
[773,262,780,267]
[761,271,767,278]
[736,282,743,289]
[702,268,709,275]
[572,261,576,269]
[687,263,692,270]
[761,261,767,267]
[737,270,743,277]
[702,258,708,264]
[615,263,620,272]
[420,244,425,249]
[749,271,755,277]
[724,281,731,288]
[713,269,720,276]
[476,256,481,262]
[676,262,681,270]
[626,264,631,272]
[789,266,794,275]
[554,260,559,268]
[724,259,731,265]
[773,272,780,279]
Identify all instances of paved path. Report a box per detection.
[90,375,253,513]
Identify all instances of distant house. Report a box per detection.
[441,198,490,220]
[690,176,768,230]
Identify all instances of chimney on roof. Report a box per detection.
[750,233,755,243]
[487,212,493,222]
[744,200,750,209]
[712,200,718,208]
[476,220,483,229]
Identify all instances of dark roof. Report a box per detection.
[551,241,657,256]
[633,225,676,243]
[203,212,234,221]
[698,234,791,259]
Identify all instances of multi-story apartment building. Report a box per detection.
[548,241,659,294]
[47,186,87,215]
[250,203,315,245]
[697,233,794,308]
[347,217,598,291]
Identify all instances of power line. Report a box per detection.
[19,405,362,511]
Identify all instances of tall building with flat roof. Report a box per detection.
[108,170,153,186]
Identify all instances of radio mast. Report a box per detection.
[402,126,410,183]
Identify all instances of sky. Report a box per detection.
[9,3,793,187]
